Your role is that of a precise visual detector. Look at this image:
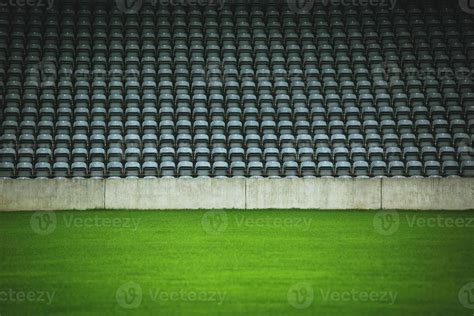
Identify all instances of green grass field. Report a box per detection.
[0,210,473,315]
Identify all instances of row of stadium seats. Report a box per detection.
[0,0,473,178]
[2,160,472,178]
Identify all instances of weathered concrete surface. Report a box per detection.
[0,178,472,211]
[104,178,246,209]
[382,178,474,210]
[245,178,382,209]
[0,179,105,211]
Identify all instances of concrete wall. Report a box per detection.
[105,178,246,209]
[0,179,105,211]
[382,178,474,211]
[245,178,381,209]
[0,178,472,211]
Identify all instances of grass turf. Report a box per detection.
[0,210,473,315]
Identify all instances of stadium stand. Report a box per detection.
[0,0,473,178]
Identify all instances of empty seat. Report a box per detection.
[160,162,176,178]
[248,161,264,178]
[143,162,159,178]
[125,162,141,178]
[317,161,334,177]
[335,162,351,177]
[107,162,123,178]
[0,162,15,178]
[300,161,317,177]
[283,162,299,178]
[90,162,106,179]
[443,161,460,177]
[265,161,281,178]
[371,161,387,177]
[388,161,405,177]
[424,161,441,177]
[213,162,229,178]
[195,162,211,177]
[406,161,423,177]
[352,161,369,178]
[461,161,474,177]
[53,162,69,178]
[230,162,246,178]
[71,162,88,179]
[178,161,193,177]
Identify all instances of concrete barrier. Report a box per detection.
[245,178,381,209]
[0,179,105,211]
[381,177,474,210]
[105,178,246,209]
[0,178,472,211]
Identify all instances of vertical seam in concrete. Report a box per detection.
[380,178,383,210]
[244,179,248,210]
[103,180,106,209]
